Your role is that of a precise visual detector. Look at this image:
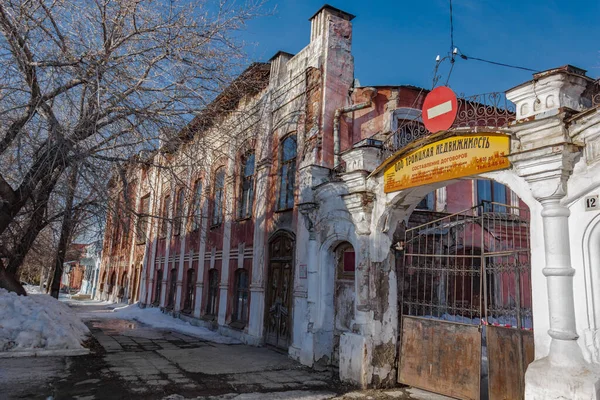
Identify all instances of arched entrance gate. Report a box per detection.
[398,199,533,400]
[379,132,534,399]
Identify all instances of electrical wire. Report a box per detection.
[458,53,538,72]
[449,0,454,55]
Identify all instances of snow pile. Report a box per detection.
[81,303,240,344]
[0,288,90,352]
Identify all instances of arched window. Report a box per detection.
[153,269,162,305]
[167,267,177,309]
[159,194,170,238]
[232,269,249,325]
[212,167,225,226]
[278,136,297,210]
[335,242,355,280]
[206,269,219,317]
[173,188,185,236]
[183,269,196,313]
[239,152,255,219]
[136,194,150,244]
[109,270,116,287]
[191,179,203,231]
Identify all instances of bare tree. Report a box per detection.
[0,0,265,293]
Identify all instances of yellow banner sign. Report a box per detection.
[384,133,510,193]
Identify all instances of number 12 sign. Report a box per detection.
[585,195,598,211]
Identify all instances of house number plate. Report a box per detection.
[585,195,599,211]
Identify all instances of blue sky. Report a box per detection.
[243,0,599,96]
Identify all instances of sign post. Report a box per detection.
[422,86,458,133]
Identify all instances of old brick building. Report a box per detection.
[99,5,600,399]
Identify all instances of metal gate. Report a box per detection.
[398,201,533,400]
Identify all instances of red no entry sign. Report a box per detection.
[422,86,458,133]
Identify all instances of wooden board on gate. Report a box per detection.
[487,326,534,400]
[398,316,481,400]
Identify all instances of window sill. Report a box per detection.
[236,216,252,222]
[201,314,216,322]
[210,223,222,230]
[274,207,293,213]
[136,242,146,246]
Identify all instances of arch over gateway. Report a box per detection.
[390,177,534,399]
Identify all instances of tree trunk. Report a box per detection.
[50,166,78,299]
[0,265,26,295]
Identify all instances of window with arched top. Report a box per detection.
[136,194,150,244]
[173,188,185,236]
[153,269,162,305]
[191,179,203,231]
[239,152,255,219]
[212,167,225,226]
[183,269,196,313]
[335,242,356,280]
[167,267,177,309]
[159,194,170,238]
[278,136,297,210]
[206,269,219,317]
[232,269,249,325]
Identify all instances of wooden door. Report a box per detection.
[265,234,294,350]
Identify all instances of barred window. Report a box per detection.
[173,188,185,236]
[278,136,297,210]
[239,153,255,219]
[212,167,225,226]
[206,269,219,316]
[191,180,203,231]
[233,269,249,323]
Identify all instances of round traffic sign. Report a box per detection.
[422,86,458,133]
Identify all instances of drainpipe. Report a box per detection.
[333,87,378,166]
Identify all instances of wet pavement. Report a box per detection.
[0,301,451,400]
[0,304,339,400]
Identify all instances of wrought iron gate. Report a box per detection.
[398,201,533,400]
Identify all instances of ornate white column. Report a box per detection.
[507,66,600,399]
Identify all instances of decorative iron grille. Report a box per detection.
[401,201,532,330]
[383,92,515,157]
[454,92,516,129]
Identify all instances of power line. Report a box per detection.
[449,0,455,55]
[459,53,539,73]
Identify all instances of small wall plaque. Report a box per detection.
[585,195,599,211]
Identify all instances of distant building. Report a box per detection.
[98,5,600,400]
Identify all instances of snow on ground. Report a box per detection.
[0,288,90,353]
[80,302,241,344]
[23,284,42,295]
